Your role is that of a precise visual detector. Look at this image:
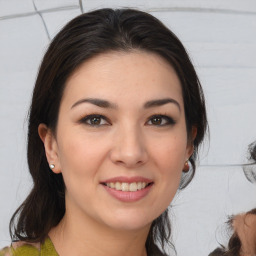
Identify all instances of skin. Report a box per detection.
[39,51,195,256]
[232,213,256,256]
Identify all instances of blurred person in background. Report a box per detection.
[209,142,256,256]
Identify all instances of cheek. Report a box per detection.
[57,136,108,205]
[150,134,187,203]
[152,134,188,170]
[57,133,108,179]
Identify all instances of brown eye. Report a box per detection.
[147,115,175,126]
[80,114,109,126]
[90,117,101,125]
[151,117,162,125]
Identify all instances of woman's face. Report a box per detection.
[42,51,194,231]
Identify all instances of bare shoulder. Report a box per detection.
[232,212,256,255]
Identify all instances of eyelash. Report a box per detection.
[79,114,111,126]
[146,114,176,126]
[79,114,176,127]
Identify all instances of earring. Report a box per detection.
[49,164,55,169]
[183,160,190,172]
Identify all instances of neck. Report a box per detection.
[49,209,150,256]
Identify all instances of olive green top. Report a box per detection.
[0,237,58,256]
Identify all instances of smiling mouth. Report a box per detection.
[102,182,153,192]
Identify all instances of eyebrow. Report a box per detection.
[71,97,181,111]
[144,98,181,111]
[71,98,117,109]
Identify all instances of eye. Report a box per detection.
[79,114,110,126]
[147,115,175,126]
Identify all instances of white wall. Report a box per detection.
[0,1,256,255]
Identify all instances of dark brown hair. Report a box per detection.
[9,8,208,255]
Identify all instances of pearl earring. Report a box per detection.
[49,164,55,169]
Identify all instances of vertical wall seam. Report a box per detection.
[79,0,84,13]
[32,0,51,41]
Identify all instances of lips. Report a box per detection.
[100,176,154,202]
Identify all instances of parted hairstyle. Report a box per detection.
[9,8,208,255]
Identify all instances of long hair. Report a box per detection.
[9,8,208,255]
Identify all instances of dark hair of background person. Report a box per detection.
[209,211,256,256]
[9,8,208,255]
[208,142,256,256]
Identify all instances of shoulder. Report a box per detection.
[232,212,256,255]
[0,246,12,256]
[0,241,40,256]
[208,210,256,256]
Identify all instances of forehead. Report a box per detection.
[62,50,183,108]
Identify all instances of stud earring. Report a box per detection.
[49,164,55,169]
[183,160,190,172]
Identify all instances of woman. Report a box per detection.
[209,142,256,256]
[0,8,207,256]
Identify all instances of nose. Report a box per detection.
[109,125,148,168]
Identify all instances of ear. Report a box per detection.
[186,126,197,158]
[38,123,61,174]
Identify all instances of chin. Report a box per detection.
[102,209,159,231]
[108,219,151,232]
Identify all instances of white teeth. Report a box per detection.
[121,182,129,191]
[115,182,121,190]
[129,182,137,192]
[105,181,149,191]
